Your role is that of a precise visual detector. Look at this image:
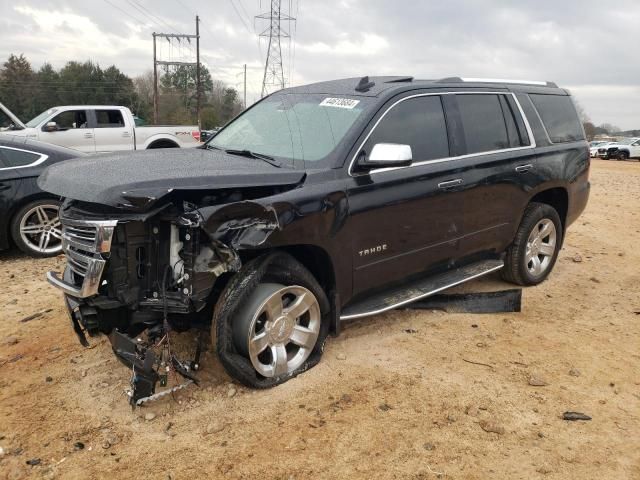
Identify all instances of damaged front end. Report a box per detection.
[47,196,282,405]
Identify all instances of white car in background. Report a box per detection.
[1,102,201,153]
[596,137,640,160]
[589,141,611,157]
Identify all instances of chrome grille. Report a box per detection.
[46,216,118,298]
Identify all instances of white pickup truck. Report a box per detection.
[0,102,201,153]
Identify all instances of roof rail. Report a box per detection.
[384,76,414,83]
[435,77,557,87]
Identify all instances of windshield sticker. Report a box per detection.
[319,97,360,109]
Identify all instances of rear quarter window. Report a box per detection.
[529,94,584,143]
[0,147,43,168]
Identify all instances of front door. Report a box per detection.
[345,94,468,297]
[39,109,95,153]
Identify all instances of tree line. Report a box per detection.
[0,54,244,129]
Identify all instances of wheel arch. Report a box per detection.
[529,187,569,230]
[145,138,180,149]
[237,244,339,333]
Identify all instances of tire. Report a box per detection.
[617,151,629,161]
[10,199,63,257]
[502,202,563,286]
[147,141,178,149]
[213,252,330,388]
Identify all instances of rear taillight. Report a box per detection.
[192,131,201,142]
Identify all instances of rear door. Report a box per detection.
[448,92,537,258]
[91,109,134,152]
[345,93,471,297]
[38,109,95,153]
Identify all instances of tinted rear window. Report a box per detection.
[456,94,510,154]
[95,110,125,128]
[529,94,584,143]
[365,96,449,162]
[0,147,42,168]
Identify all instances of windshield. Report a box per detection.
[209,93,370,166]
[26,108,58,128]
[615,138,638,145]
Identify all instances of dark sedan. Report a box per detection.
[0,135,85,257]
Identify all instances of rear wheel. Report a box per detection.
[502,202,563,286]
[10,199,63,257]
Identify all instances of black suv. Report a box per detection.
[40,76,590,403]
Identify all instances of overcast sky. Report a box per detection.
[1,0,639,129]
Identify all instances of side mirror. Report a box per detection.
[357,143,413,170]
[44,121,59,132]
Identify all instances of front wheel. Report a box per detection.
[213,253,330,388]
[502,202,563,286]
[617,151,629,161]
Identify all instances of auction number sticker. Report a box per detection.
[319,97,360,109]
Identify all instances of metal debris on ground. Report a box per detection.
[562,411,592,421]
[405,289,522,314]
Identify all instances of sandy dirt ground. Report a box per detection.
[0,159,639,480]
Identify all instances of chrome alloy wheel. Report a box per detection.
[233,283,321,378]
[19,204,63,255]
[525,218,557,277]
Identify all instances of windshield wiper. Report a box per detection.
[225,149,282,167]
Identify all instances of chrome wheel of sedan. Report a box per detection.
[19,204,63,255]
[525,218,556,277]
[233,283,321,378]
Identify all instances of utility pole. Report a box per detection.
[153,32,158,124]
[151,17,200,125]
[243,63,247,109]
[195,15,201,128]
[256,0,294,97]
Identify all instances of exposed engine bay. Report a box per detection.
[52,187,286,406]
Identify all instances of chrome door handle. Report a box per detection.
[122,132,131,137]
[438,179,464,189]
[84,132,93,139]
[515,164,533,173]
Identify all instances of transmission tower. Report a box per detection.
[256,0,295,97]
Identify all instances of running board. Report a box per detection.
[340,259,504,320]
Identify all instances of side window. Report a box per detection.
[498,96,530,148]
[0,147,43,168]
[365,96,449,162]
[95,110,125,128]
[456,94,510,154]
[529,94,584,143]
[50,110,89,129]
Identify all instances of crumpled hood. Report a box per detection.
[38,148,305,209]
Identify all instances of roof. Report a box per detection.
[283,76,563,98]
[43,105,129,110]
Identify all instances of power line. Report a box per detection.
[125,0,179,34]
[102,0,149,25]
[228,0,252,33]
